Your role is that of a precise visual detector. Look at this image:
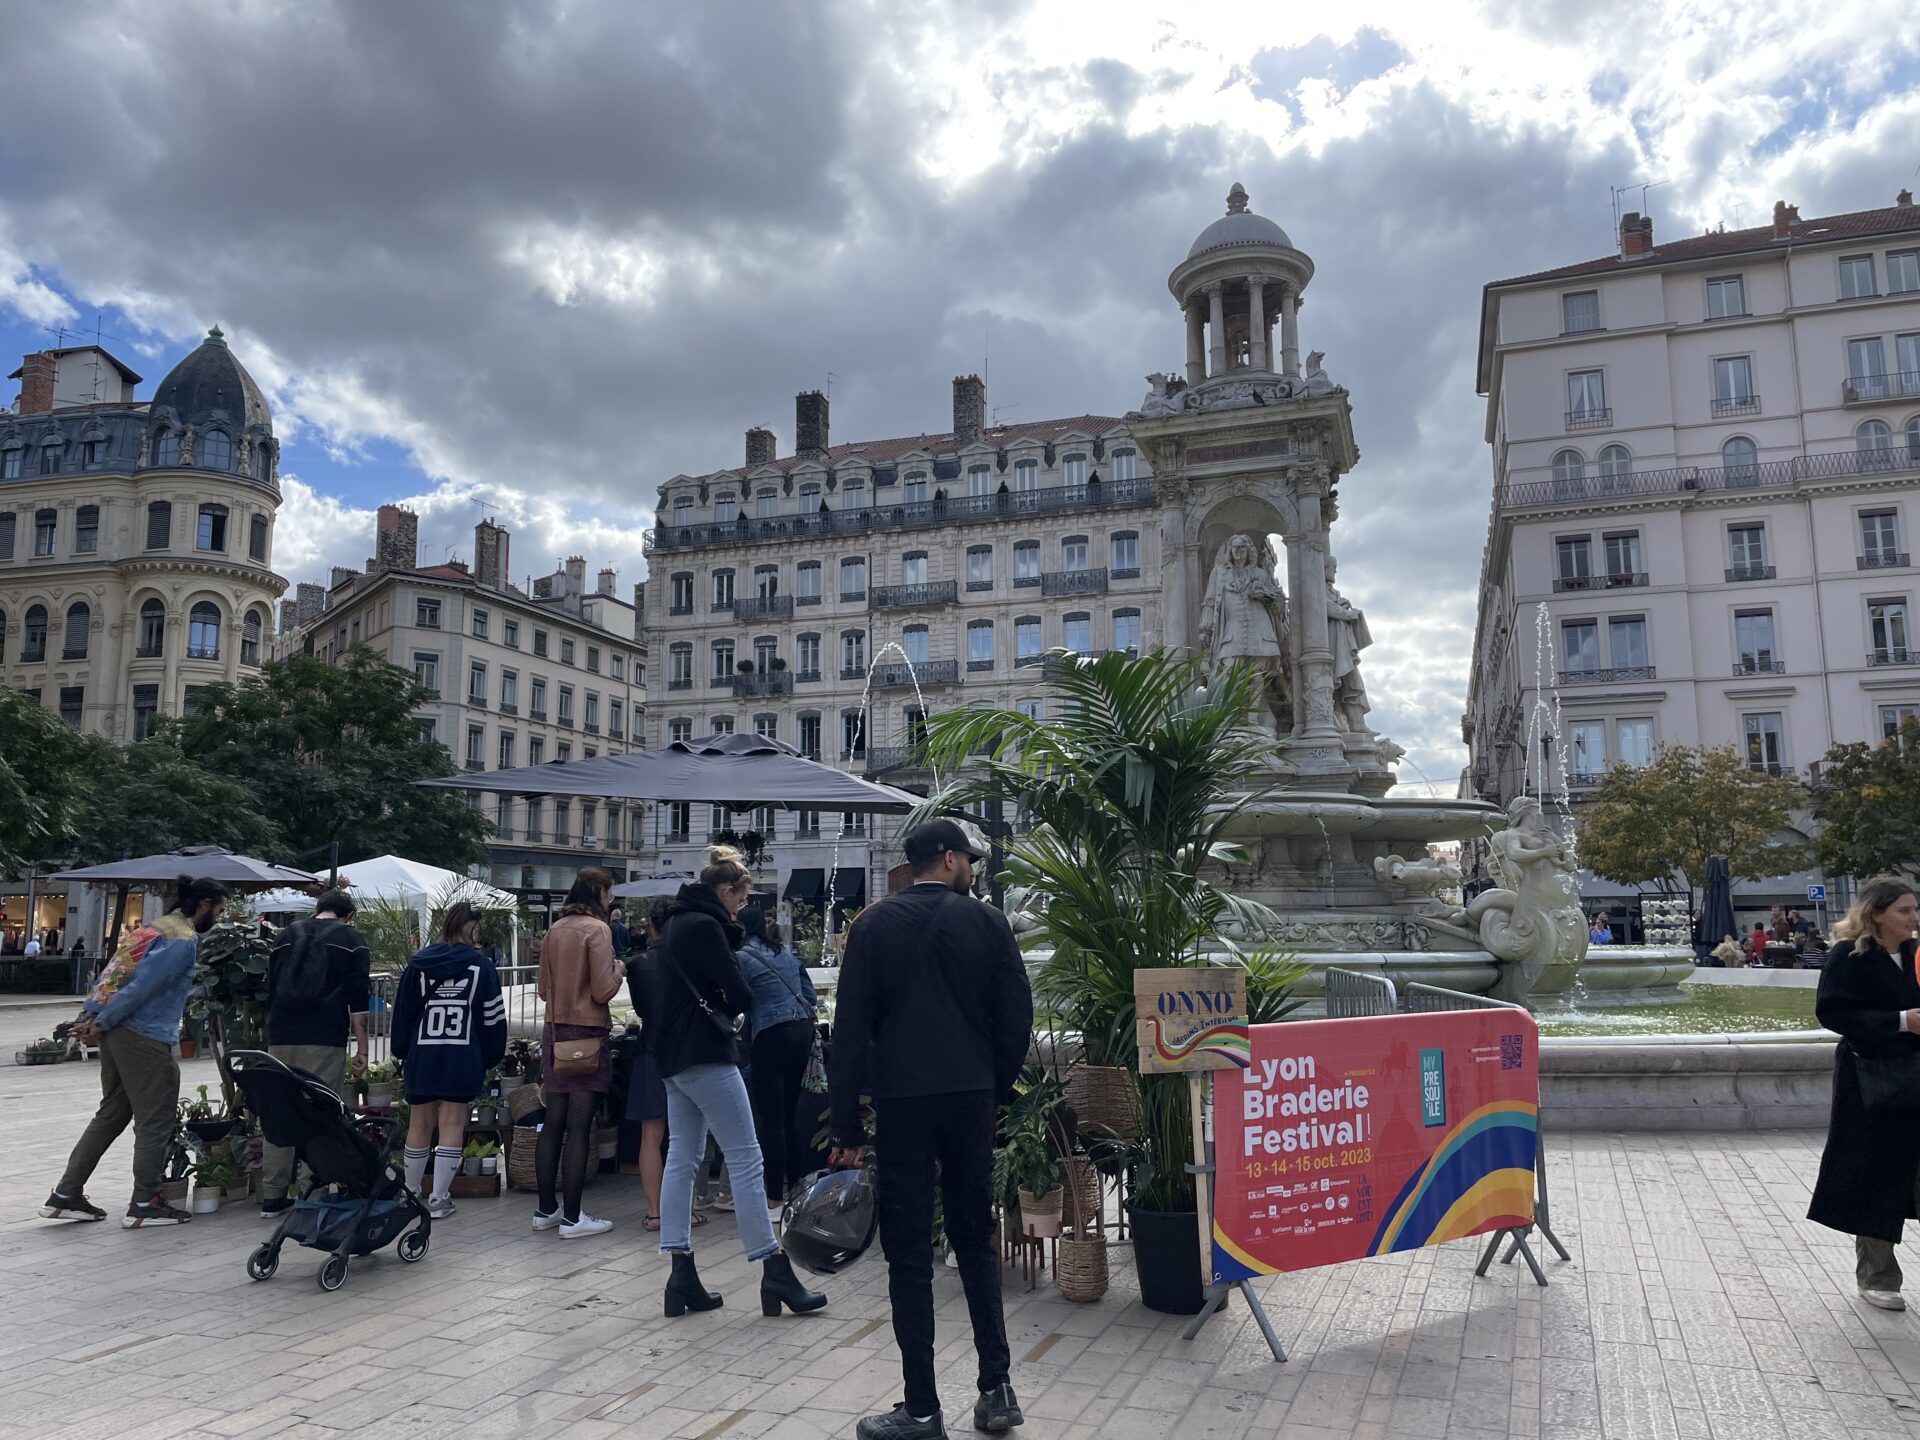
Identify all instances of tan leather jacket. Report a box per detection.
[537,913,622,1029]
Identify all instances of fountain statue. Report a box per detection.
[1198,533,1290,739]
[1451,797,1588,1004]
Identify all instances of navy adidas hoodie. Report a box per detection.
[391,942,508,1101]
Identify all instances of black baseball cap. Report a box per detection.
[903,818,989,865]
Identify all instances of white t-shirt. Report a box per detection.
[23,939,41,957]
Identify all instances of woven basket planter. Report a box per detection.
[1018,1187,1063,1238]
[1056,1235,1109,1303]
[507,1125,540,1191]
[1065,1064,1140,1139]
[1064,1155,1103,1236]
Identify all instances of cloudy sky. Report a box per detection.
[3,1,1915,790]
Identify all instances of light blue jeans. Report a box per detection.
[660,1063,779,1262]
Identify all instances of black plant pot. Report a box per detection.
[186,1118,239,1147]
[1128,1203,1206,1315]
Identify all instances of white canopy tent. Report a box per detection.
[251,854,519,952]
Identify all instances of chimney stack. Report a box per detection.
[375,504,419,572]
[295,582,325,626]
[473,519,509,591]
[952,374,986,446]
[1619,211,1653,256]
[15,351,55,415]
[278,599,298,634]
[329,565,357,593]
[565,556,587,595]
[795,390,829,460]
[1771,200,1803,238]
[745,426,776,467]
[1900,189,1914,208]
[598,566,616,597]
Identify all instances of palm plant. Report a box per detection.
[909,648,1302,1212]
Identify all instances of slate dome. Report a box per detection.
[150,326,273,436]
[1187,182,1293,258]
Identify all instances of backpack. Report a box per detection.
[274,919,337,1007]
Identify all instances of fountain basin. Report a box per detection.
[1539,1036,1833,1131]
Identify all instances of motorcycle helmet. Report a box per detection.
[781,1168,879,1275]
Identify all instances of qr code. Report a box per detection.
[1499,1033,1524,1070]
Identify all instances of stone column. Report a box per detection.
[1206,283,1227,378]
[162,613,181,717]
[93,591,124,740]
[1248,277,1268,371]
[224,617,243,683]
[1280,465,1343,772]
[1280,283,1301,378]
[1184,302,1205,387]
[1157,478,1191,651]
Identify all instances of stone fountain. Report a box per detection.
[1127,184,1691,1008]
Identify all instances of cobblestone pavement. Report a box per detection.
[3,1048,1919,1439]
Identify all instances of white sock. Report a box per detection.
[431,1147,460,1200]
[403,1146,430,1195]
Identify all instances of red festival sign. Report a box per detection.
[1210,1010,1539,1282]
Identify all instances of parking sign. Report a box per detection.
[1807,884,1826,903]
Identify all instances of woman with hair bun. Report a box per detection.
[640,845,826,1319]
[1809,876,1920,1310]
[533,867,623,1238]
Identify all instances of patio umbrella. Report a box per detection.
[613,872,699,899]
[417,733,919,813]
[1700,854,1737,954]
[55,845,319,890]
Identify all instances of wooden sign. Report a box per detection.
[1134,967,1248,1074]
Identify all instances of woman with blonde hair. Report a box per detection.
[639,845,825,1319]
[1809,876,1920,1310]
[533,867,623,1238]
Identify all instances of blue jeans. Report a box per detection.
[660,1063,779,1262]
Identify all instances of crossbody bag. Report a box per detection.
[667,941,748,1066]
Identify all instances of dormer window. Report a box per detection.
[1061,453,1087,485]
[904,471,928,504]
[714,491,739,523]
[153,429,180,466]
[200,430,231,470]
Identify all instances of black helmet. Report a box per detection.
[781,1168,878,1275]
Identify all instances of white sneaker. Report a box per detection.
[531,1209,564,1232]
[1862,1287,1906,1311]
[560,1213,613,1238]
[425,1195,456,1219]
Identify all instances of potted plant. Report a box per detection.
[179,1084,240,1147]
[460,1140,486,1177]
[994,1069,1067,1238]
[911,650,1302,1315]
[363,1060,399,1109]
[474,1139,500,1175]
[17,1036,64,1066]
[190,1144,242,1212]
[738,659,757,674]
[769,657,788,672]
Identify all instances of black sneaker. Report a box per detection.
[39,1190,107,1221]
[973,1384,1023,1433]
[260,1198,294,1218]
[122,1196,192,1228]
[856,1405,947,1439]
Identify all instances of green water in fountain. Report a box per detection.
[1537,984,1821,1037]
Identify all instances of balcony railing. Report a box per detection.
[1041,567,1108,597]
[864,746,928,776]
[1553,571,1648,592]
[1733,656,1786,676]
[870,580,958,611]
[530,708,548,721]
[1014,653,1045,668]
[669,603,693,616]
[733,671,794,698]
[1503,442,1920,509]
[735,595,795,622]
[1558,666,1655,685]
[498,701,517,715]
[869,659,960,689]
[1868,649,1919,667]
[1859,551,1911,570]
[794,668,822,684]
[1724,563,1775,582]
[1565,407,1612,431]
[467,694,487,709]
[1843,371,1920,404]
[1710,394,1760,418]
[1746,760,1792,777]
[967,658,995,672]
[646,477,1154,555]
[667,678,692,692]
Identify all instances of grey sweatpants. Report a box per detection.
[57,1028,181,1202]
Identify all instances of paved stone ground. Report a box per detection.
[3,1036,1920,1439]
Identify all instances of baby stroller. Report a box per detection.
[229,1050,431,1291]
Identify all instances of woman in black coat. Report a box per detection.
[1808,876,1920,1310]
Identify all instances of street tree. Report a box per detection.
[1578,744,1808,902]
[0,684,100,872]
[66,737,284,865]
[1811,718,1920,880]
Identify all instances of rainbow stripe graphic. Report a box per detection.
[1145,1015,1250,1069]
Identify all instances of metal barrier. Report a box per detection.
[1323,966,1397,1018]
[1402,981,1525,1014]
[363,961,548,1070]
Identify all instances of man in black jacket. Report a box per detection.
[830,819,1033,1440]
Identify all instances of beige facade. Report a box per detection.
[1465,194,1920,900]
[0,334,285,739]
[641,381,1157,902]
[279,514,648,899]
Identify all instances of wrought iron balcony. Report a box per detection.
[1503,442,1920,509]
[735,594,795,622]
[869,580,958,611]
[1746,760,1792,777]
[864,746,929,776]
[1843,371,1920,404]
[669,603,693,616]
[467,694,487,709]
[498,701,517,716]
[1868,648,1918,667]
[733,671,794,697]
[1724,563,1775,582]
[1710,394,1760,419]
[1553,572,1648,592]
[1859,551,1911,570]
[1565,407,1612,431]
[794,669,822,684]
[1733,656,1785,676]
[1558,666,1655,685]
[1041,567,1108,597]
[869,659,960,689]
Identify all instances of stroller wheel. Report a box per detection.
[317,1253,349,1292]
[398,1227,430,1263]
[246,1245,279,1282]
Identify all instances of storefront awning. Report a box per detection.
[784,869,827,902]
[831,869,866,903]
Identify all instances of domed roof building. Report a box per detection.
[1167,183,1316,388]
[143,326,278,485]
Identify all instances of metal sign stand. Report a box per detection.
[1474,1114,1570,1286]
[1179,1071,1287,1361]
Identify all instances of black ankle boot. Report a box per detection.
[664,1251,723,1317]
[761,1251,827,1316]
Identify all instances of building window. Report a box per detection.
[1869,599,1910,664]
[714,491,738,523]
[1859,420,1896,469]
[1839,255,1877,300]
[752,566,779,603]
[1615,718,1653,768]
[966,545,993,590]
[531,676,548,718]
[416,598,441,628]
[797,562,822,602]
[468,660,487,704]
[1881,704,1920,740]
[1016,616,1042,660]
[798,713,821,760]
[58,686,84,727]
[523,734,542,767]
[0,448,18,479]
[666,801,690,840]
[610,654,624,683]
[585,692,600,731]
[1887,250,1920,296]
[1014,458,1039,494]
[1061,453,1088,485]
[1848,336,1887,396]
[497,617,516,650]
[187,601,221,660]
[901,552,928,586]
[40,442,62,475]
[1721,436,1759,479]
[62,601,89,660]
[1551,450,1585,495]
[1555,536,1592,585]
[753,636,777,672]
[145,500,171,550]
[1560,620,1598,677]
[711,639,734,681]
[1061,536,1090,571]
[968,619,994,668]
[1111,448,1137,482]
[796,633,821,678]
[558,684,576,725]
[560,637,575,665]
[471,607,488,639]
[586,645,600,673]
[533,627,549,657]
[755,712,778,740]
[137,599,166,658]
[841,557,867,600]
[608,698,623,738]
[967,464,992,497]
[712,569,735,610]
[1705,276,1745,319]
[757,489,777,518]
[248,513,268,562]
[1566,370,1606,425]
[841,629,866,676]
[132,684,159,741]
[254,443,272,482]
[151,428,180,466]
[1114,608,1142,654]
[1567,720,1605,779]
[1014,541,1041,584]
[1602,532,1640,579]
[670,572,694,613]
[709,716,733,737]
[1726,524,1766,579]
[241,611,262,666]
[196,503,228,552]
[1016,699,1044,722]
[902,625,929,665]
[74,505,98,554]
[668,644,692,689]
[1609,616,1648,670]
[1743,712,1786,773]
[1111,531,1139,576]
[669,718,692,744]
[200,430,231,470]
[1861,509,1902,565]
[1560,290,1600,333]
[1711,356,1755,414]
[413,652,439,696]
[904,471,928,504]
[32,508,56,556]
[841,710,866,760]
[1734,610,1776,674]
[0,511,12,559]
[22,604,47,662]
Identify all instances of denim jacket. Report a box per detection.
[738,938,818,1036]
